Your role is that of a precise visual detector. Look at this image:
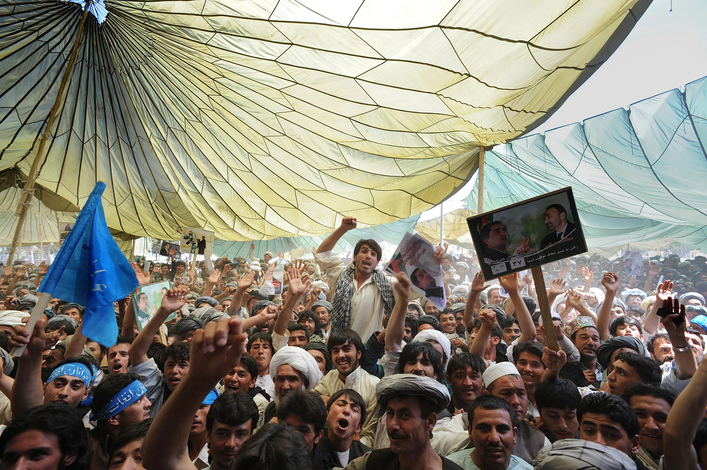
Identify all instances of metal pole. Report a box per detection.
[477,146,485,214]
[7,4,90,267]
[439,202,444,245]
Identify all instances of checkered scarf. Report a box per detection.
[331,264,395,331]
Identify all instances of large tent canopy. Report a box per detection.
[0,0,651,242]
[463,75,707,251]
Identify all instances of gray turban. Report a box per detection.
[533,439,636,470]
[376,373,450,415]
[311,300,332,312]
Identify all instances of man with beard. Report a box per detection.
[319,390,371,469]
[314,329,380,447]
[540,204,576,250]
[447,395,532,470]
[312,300,333,341]
[263,345,323,423]
[480,222,530,264]
[647,333,674,365]
[566,316,603,388]
[345,374,463,470]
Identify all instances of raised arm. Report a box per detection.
[201,268,221,297]
[142,316,247,470]
[597,272,620,340]
[663,352,707,470]
[465,272,489,327]
[500,273,535,343]
[644,280,672,336]
[274,267,309,336]
[240,305,278,331]
[469,308,496,359]
[9,319,47,416]
[64,323,87,358]
[129,287,188,366]
[386,273,411,353]
[317,217,356,254]
[565,289,598,324]
[229,272,256,315]
[5,266,25,296]
[661,296,697,380]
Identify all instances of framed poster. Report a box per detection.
[132,281,175,331]
[467,187,587,280]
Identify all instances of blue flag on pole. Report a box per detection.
[39,183,138,347]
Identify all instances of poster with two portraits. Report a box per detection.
[467,187,587,280]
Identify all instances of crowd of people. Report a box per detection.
[0,216,706,470]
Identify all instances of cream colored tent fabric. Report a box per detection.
[0,188,74,245]
[0,0,651,240]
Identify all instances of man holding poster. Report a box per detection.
[316,218,445,341]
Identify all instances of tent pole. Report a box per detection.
[439,202,444,246]
[38,212,43,262]
[477,146,485,214]
[7,4,90,267]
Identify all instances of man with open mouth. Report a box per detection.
[318,389,370,468]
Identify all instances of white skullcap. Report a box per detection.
[412,329,451,372]
[482,362,520,388]
[269,346,322,391]
[0,310,30,328]
[310,281,330,294]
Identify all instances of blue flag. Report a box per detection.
[39,183,138,347]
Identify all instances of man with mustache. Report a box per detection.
[344,374,464,470]
[540,204,576,250]
[447,395,532,470]
[480,222,530,264]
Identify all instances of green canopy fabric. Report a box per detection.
[0,0,651,241]
[465,75,707,251]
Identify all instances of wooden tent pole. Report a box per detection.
[7,4,90,267]
[439,202,444,245]
[477,146,485,214]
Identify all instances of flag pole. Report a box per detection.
[7,3,90,267]
[12,183,107,357]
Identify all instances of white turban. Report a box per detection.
[412,329,451,372]
[0,310,30,328]
[269,346,322,392]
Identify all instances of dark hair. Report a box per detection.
[480,221,506,242]
[59,303,85,318]
[174,260,187,268]
[48,355,94,385]
[327,329,364,355]
[578,392,639,438]
[545,204,566,216]
[535,378,581,412]
[165,341,190,363]
[109,418,153,459]
[512,341,545,364]
[231,423,312,470]
[327,389,367,425]
[247,332,274,353]
[446,352,486,378]
[468,394,517,428]
[207,391,259,431]
[522,296,537,314]
[239,354,260,380]
[647,333,671,354]
[276,390,327,435]
[613,352,662,386]
[471,318,503,340]
[147,342,167,372]
[622,383,676,408]
[0,404,88,470]
[91,372,142,423]
[297,310,323,337]
[353,239,382,262]
[397,342,444,381]
[609,316,643,336]
[304,342,334,372]
[500,317,519,330]
[686,327,706,350]
[287,323,310,341]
